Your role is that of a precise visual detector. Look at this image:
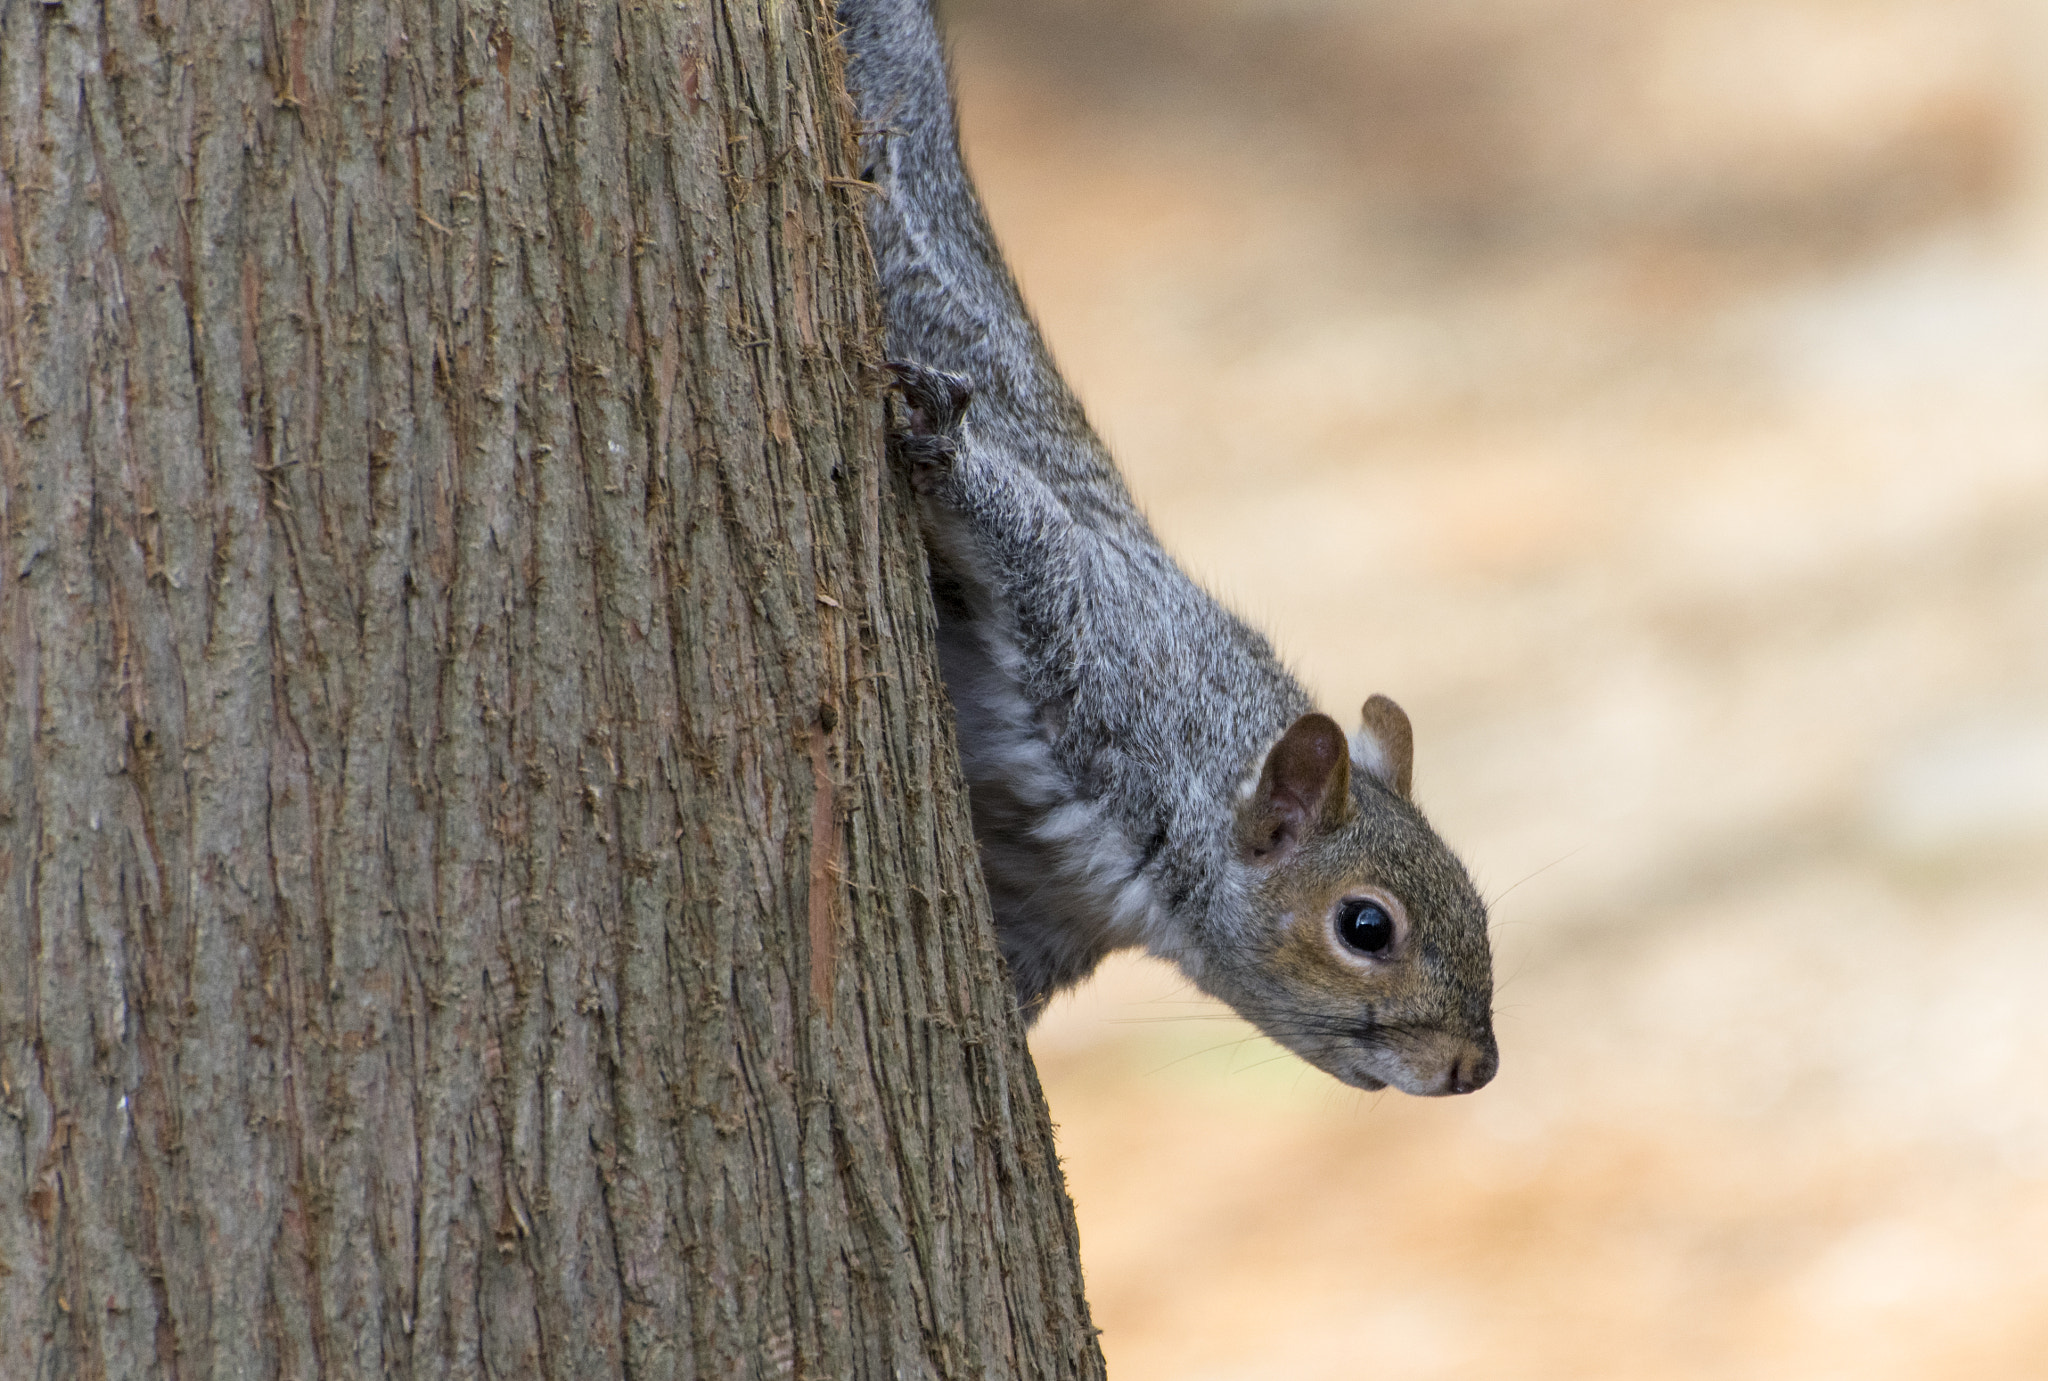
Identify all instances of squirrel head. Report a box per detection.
[1214,697,1498,1096]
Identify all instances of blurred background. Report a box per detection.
[934,0,2048,1376]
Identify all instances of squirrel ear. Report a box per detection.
[1243,713,1354,864]
[1355,694,1415,799]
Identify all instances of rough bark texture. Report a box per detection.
[0,2,1104,1378]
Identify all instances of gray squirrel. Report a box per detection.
[839,0,1498,1095]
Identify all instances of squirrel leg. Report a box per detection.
[887,358,1083,574]
[886,364,1115,1026]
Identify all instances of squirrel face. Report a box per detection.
[1221,702,1499,1096]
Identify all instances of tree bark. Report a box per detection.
[0,2,1103,1378]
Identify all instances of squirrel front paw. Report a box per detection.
[885,360,973,492]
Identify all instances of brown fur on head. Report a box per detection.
[1220,707,1497,1096]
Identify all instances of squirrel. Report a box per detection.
[838,0,1498,1096]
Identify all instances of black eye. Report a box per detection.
[1335,898,1396,955]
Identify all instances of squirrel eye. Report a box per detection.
[1335,897,1396,956]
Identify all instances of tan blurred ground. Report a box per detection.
[938,0,2048,1376]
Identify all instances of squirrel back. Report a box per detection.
[841,0,1498,1096]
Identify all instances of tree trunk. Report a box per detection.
[0,2,1103,1378]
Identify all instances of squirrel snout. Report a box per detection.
[1367,1032,1499,1096]
[1434,1040,1500,1097]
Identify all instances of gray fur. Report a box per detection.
[842,0,1497,1093]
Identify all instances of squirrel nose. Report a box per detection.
[1442,1041,1499,1096]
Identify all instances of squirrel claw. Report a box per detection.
[885,360,972,488]
[887,360,972,431]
